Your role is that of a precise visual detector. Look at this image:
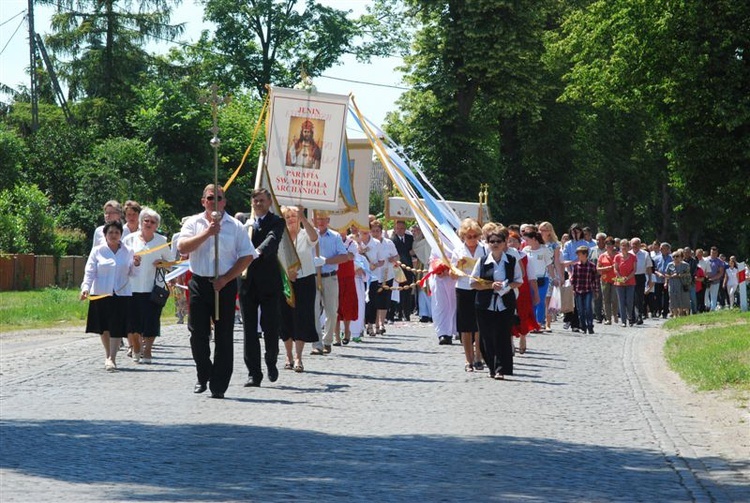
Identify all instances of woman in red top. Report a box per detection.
[508,232,540,353]
[596,237,619,325]
[335,232,359,345]
[613,239,637,327]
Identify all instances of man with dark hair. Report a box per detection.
[178,184,256,399]
[391,220,415,321]
[240,187,287,387]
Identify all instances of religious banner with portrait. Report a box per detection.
[266,87,349,210]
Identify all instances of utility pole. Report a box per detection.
[28,0,38,131]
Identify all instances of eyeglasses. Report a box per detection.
[488,239,504,244]
[205,195,224,201]
[465,234,479,239]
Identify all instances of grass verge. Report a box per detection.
[663,310,750,393]
[0,287,177,333]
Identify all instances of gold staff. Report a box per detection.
[201,84,230,319]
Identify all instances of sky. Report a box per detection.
[0,0,407,131]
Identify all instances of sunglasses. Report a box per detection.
[488,239,504,244]
[205,195,224,201]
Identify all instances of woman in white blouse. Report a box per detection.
[122,207,173,364]
[451,218,484,371]
[280,205,319,372]
[80,220,140,371]
[470,226,523,380]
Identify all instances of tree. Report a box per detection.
[0,183,58,255]
[552,0,750,252]
[386,0,552,206]
[0,127,28,192]
[201,0,390,96]
[41,0,184,123]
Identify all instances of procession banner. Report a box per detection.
[385,196,490,223]
[266,87,349,209]
[328,138,373,234]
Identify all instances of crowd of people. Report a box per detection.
[80,191,747,395]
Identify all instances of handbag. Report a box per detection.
[560,279,575,313]
[150,268,170,307]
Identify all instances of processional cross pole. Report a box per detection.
[201,84,230,320]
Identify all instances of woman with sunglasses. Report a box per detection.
[470,226,523,380]
[451,218,485,371]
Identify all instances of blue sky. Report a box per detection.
[0,0,406,130]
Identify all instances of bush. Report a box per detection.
[0,182,58,255]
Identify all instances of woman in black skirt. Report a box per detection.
[80,221,140,371]
[280,205,320,373]
[451,218,485,371]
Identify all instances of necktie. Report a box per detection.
[254,217,262,231]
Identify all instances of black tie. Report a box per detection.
[254,217,262,231]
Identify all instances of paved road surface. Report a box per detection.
[1,317,748,502]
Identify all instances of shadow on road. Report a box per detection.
[3,419,745,502]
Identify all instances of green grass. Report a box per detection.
[0,287,177,333]
[664,310,750,393]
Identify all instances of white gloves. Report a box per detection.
[313,256,326,267]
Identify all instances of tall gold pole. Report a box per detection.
[202,84,230,320]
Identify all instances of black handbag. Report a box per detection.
[150,268,170,307]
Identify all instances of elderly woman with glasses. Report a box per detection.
[122,207,174,363]
[470,226,523,380]
[451,218,485,371]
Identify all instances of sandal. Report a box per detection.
[473,361,484,371]
[378,327,386,335]
[464,363,474,372]
[342,334,350,345]
[284,362,294,370]
[294,362,304,373]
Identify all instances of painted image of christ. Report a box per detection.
[286,118,324,169]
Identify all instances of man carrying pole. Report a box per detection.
[178,184,256,399]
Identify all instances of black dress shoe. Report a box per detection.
[438,335,452,345]
[267,363,279,383]
[419,316,429,323]
[210,392,224,399]
[244,376,262,387]
[193,382,207,394]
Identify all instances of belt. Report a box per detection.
[320,271,337,278]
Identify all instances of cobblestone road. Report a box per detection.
[1,317,748,502]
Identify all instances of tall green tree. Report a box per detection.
[201,0,392,96]
[552,0,750,251]
[42,0,184,116]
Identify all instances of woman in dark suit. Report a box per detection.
[470,226,522,380]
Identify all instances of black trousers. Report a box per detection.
[188,275,237,395]
[654,282,669,317]
[240,279,281,380]
[633,274,646,322]
[476,308,514,376]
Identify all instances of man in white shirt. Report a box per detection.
[178,184,257,399]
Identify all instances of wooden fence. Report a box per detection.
[0,254,87,291]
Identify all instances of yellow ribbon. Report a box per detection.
[223,93,270,192]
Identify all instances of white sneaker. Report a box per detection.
[133,352,141,364]
[105,358,116,371]
[141,356,152,364]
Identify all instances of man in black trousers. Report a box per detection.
[391,220,415,321]
[178,184,256,399]
[240,188,287,387]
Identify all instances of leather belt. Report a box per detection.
[320,271,337,278]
